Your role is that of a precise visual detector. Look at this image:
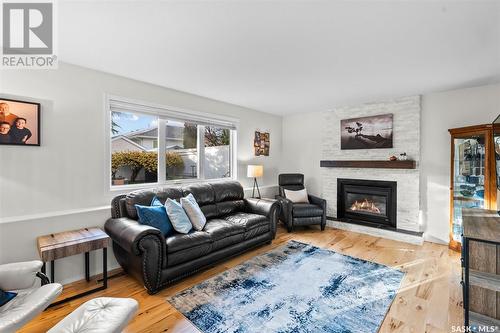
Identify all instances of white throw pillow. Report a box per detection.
[181,193,207,231]
[284,189,309,203]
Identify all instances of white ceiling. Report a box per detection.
[59,1,500,115]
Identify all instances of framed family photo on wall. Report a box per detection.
[0,98,40,146]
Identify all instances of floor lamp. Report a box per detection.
[247,165,263,199]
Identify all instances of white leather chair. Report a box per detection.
[0,260,63,333]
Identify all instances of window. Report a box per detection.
[203,126,231,179]
[111,111,159,185]
[165,121,198,180]
[108,96,237,188]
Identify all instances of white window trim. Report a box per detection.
[104,94,239,192]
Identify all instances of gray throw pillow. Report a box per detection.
[165,198,192,234]
[181,193,207,231]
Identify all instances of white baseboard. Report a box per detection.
[327,220,424,245]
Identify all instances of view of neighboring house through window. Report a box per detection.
[165,121,198,180]
[110,103,235,187]
[111,111,159,186]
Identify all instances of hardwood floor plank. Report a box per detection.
[20,226,462,333]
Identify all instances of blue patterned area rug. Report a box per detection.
[167,240,404,333]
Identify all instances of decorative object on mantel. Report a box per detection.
[247,165,263,198]
[254,130,269,156]
[341,113,393,150]
[389,155,397,161]
[320,160,416,169]
[398,152,408,161]
[0,98,40,146]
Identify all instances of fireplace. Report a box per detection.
[337,178,397,229]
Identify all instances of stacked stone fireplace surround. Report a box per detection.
[321,96,421,235]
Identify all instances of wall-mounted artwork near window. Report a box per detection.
[340,114,393,150]
[254,131,270,156]
[0,98,40,146]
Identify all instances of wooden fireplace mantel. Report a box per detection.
[320,160,417,169]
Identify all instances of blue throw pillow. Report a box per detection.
[151,196,163,206]
[0,289,16,307]
[165,198,192,234]
[135,204,174,237]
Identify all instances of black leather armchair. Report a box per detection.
[276,174,326,232]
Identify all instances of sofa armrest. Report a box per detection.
[0,260,44,291]
[308,194,326,210]
[105,217,166,294]
[245,198,278,217]
[104,217,165,256]
[309,194,327,229]
[276,195,293,220]
[245,198,279,238]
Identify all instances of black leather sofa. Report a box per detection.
[105,180,279,294]
[276,173,327,232]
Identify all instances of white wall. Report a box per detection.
[0,63,282,283]
[282,83,500,243]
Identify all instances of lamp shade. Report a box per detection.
[247,165,263,178]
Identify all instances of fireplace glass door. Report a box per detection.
[345,192,387,217]
[337,179,397,229]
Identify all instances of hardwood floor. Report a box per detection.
[21,226,463,333]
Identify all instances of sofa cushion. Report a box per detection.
[216,200,245,217]
[224,213,268,230]
[212,234,245,252]
[167,243,213,267]
[200,204,218,219]
[293,216,323,226]
[182,183,215,206]
[212,181,244,203]
[244,223,270,240]
[203,219,245,240]
[292,203,324,217]
[203,219,245,252]
[166,231,211,253]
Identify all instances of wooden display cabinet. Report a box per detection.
[448,124,497,252]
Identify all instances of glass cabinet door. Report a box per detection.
[451,135,486,242]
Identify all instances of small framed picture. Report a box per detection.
[0,98,40,146]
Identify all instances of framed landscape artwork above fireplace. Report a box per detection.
[341,113,393,150]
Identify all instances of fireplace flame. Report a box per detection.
[349,199,381,214]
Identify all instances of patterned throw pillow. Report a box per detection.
[181,193,207,231]
[165,198,193,234]
[135,204,174,237]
